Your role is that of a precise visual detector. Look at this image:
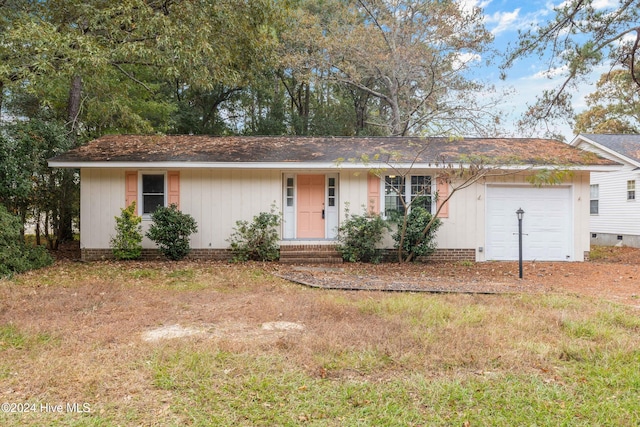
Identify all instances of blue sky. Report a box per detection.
[462,0,618,140]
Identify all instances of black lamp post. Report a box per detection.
[516,208,524,279]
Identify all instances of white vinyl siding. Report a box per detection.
[589,166,640,235]
[573,138,640,237]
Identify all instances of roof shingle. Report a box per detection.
[50,135,616,166]
[580,134,640,163]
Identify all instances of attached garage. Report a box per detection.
[485,185,573,261]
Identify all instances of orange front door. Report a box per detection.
[297,175,325,238]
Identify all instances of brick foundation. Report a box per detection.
[81,248,232,261]
[424,248,476,262]
[381,248,476,263]
[82,246,476,263]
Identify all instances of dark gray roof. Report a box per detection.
[49,134,617,166]
[580,134,640,163]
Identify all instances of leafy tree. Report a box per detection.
[574,69,640,134]
[111,202,143,260]
[322,0,497,136]
[146,204,198,261]
[0,204,53,277]
[502,0,640,130]
[0,119,76,248]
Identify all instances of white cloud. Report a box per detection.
[531,65,569,79]
[486,9,521,35]
[453,52,482,70]
[457,0,493,14]
[592,0,618,9]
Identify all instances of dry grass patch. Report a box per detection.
[1,261,640,425]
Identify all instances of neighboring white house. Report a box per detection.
[48,135,618,262]
[571,134,640,247]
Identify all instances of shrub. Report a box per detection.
[146,204,198,261]
[228,207,281,262]
[392,205,441,261]
[0,204,53,277]
[110,202,143,260]
[336,204,389,263]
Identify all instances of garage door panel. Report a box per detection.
[486,186,572,261]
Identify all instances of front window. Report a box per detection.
[590,184,599,215]
[384,176,405,216]
[627,180,635,201]
[142,174,165,214]
[410,175,432,212]
[384,175,433,216]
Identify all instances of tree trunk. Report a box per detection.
[57,170,76,243]
[67,75,82,133]
[35,212,41,246]
[0,80,4,121]
[56,75,83,244]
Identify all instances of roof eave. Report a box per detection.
[571,135,640,168]
[48,160,620,172]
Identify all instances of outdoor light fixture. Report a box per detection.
[516,208,524,279]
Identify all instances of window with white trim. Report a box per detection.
[384,175,433,216]
[141,173,166,214]
[590,184,599,215]
[627,180,635,201]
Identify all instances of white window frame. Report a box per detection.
[590,184,599,215]
[139,171,167,218]
[382,174,434,217]
[627,180,636,201]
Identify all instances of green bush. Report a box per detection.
[228,207,281,262]
[146,204,198,261]
[336,204,389,263]
[110,202,143,260]
[0,204,53,277]
[392,205,441,261]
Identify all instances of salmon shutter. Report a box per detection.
[167,171,180,208]
[367,173,380,214]
[125,171,138,214]
[436,177,449,218]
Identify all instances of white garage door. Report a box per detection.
[486,185,573,261]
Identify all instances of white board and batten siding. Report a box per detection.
[80,168,283,250]
[180,169,282,249]
[80,168,591,261]
[80,168,126,250]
